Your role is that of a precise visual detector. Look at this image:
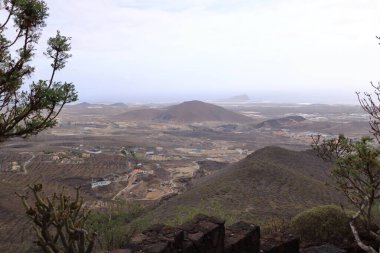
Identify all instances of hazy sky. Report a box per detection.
[31,0,380,103]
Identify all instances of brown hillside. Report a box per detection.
[155,100,252,123]
[117,108,164,121]
[119,101,253,123]
[142,146,348,225]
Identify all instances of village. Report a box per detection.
[86,142,249,202]
[4,139,249,204]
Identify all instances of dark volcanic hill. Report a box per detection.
[118,100,252,123]
[142,146,347,225]
[255,115,306,128]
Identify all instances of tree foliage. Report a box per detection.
[0,0,77,142]
[312,135,380,252]
[311,134,353,161]
[313,136,380,223]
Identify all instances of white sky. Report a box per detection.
[30,0,380,103]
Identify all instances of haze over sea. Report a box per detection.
[30,0,380,105]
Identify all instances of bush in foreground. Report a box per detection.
[290,205,350,244]
[86,203,144,251]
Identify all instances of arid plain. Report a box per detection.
[0,100,370,251]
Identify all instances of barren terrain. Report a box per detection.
[0,101,369,252]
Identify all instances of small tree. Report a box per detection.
[312,135,380,252]
[0,0,77,142]
[311,35,380,252]
[0,1,93,252]
[16,184,97,253]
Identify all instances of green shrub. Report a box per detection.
[290,205,350,244]
[163,200,236,227]
[86,203,143,251]
[261,217,290,235]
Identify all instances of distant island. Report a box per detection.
[217,94,251,103]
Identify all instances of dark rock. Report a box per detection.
[180,214,225,253]
[301,244,346,253]
[110,249,133,253]
[133,224,184,253]
[224,221,260,253]
[262,233,299,253]
[124,214,300,253]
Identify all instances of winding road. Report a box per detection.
[111,173,137,200]
[19,152,35,175]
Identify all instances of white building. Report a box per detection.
[91,178,111,188]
